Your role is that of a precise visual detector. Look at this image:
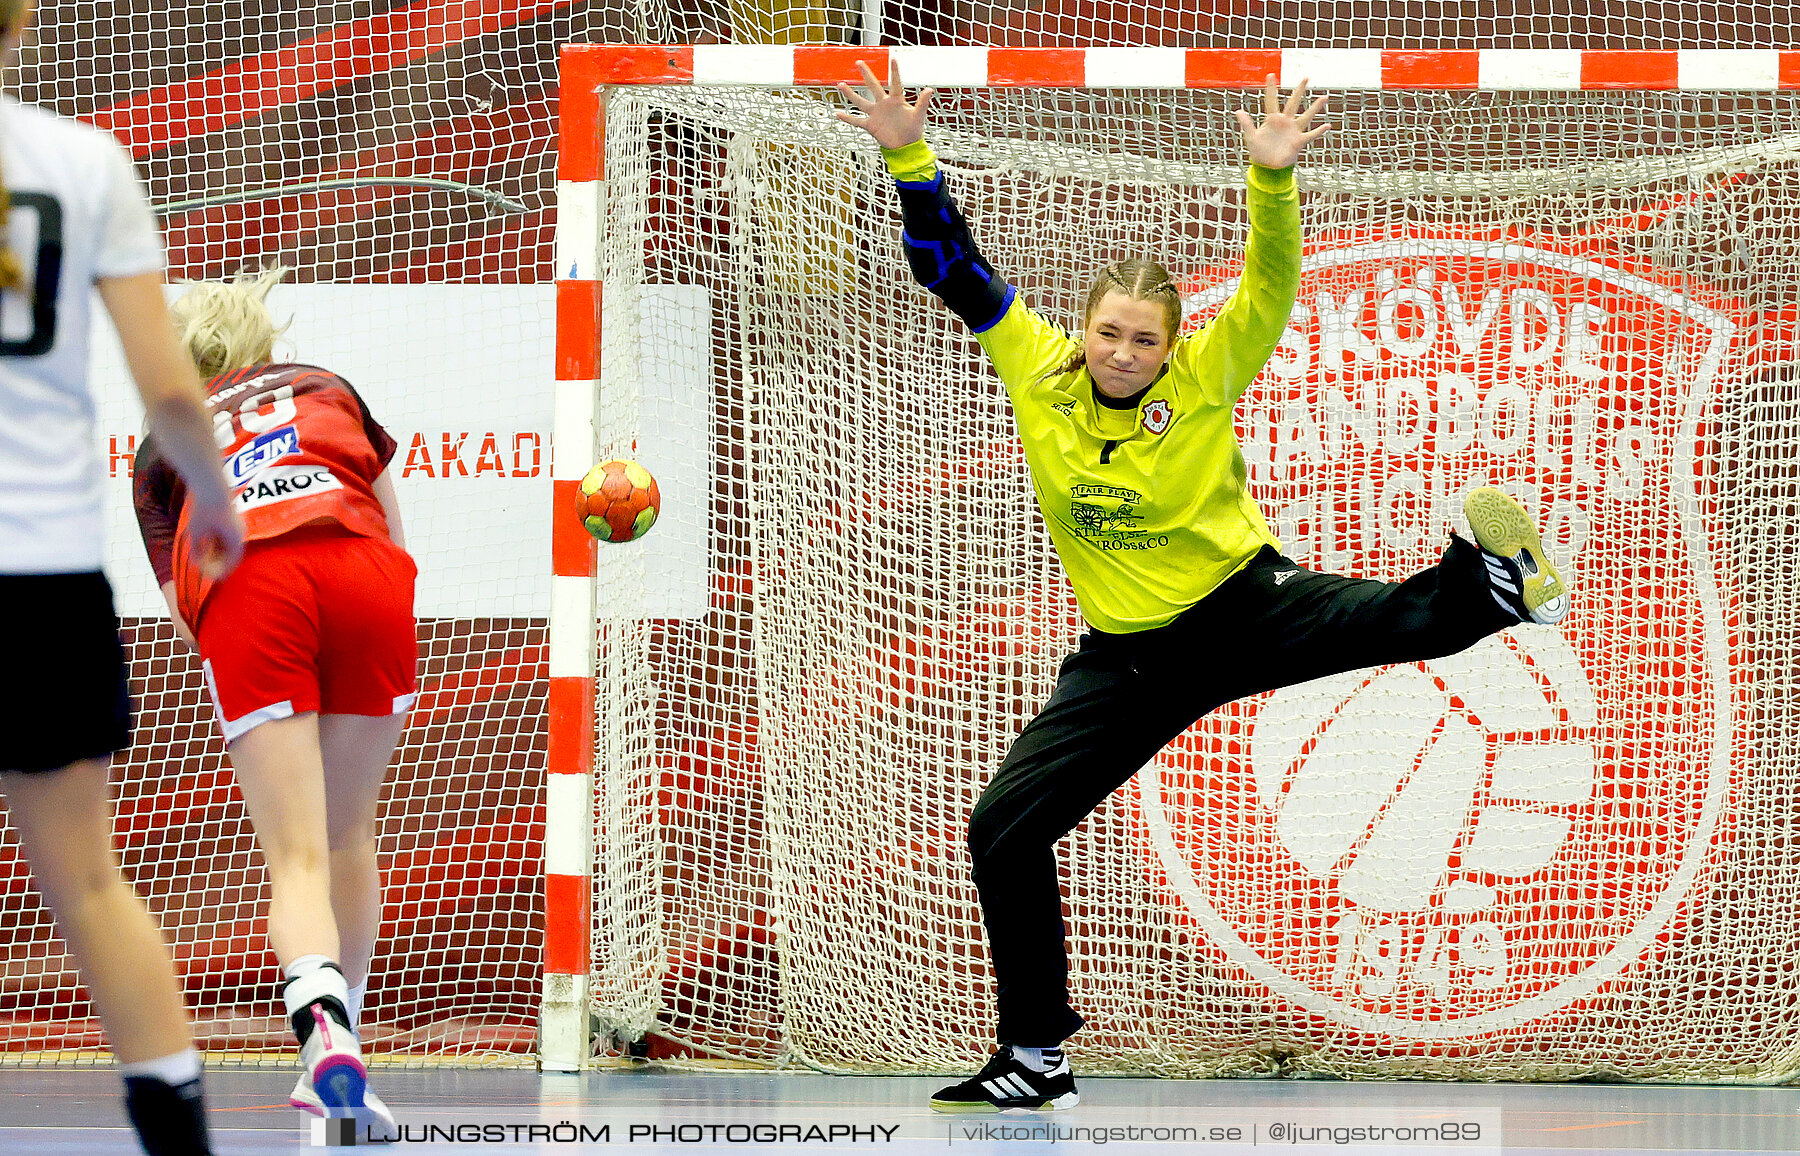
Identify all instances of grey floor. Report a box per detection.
[0,1067,1795,1154]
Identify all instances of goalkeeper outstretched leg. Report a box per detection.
[1464,487,1571,626]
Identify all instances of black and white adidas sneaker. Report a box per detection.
[1464,486,1570,625]
[929,1046,1079,1113]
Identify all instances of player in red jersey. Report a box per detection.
[133,267,415,1136]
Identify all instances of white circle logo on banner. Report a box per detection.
[1139,237,1736,1038]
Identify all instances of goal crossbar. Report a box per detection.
[564,45,1800,92]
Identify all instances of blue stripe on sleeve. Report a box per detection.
[969,284,1018,334]
[895,172,945,194]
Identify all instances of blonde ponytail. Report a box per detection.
[0,0,31,294]
[169,265,292,380]
[0,170,22,293]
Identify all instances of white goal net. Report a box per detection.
[584,64,1800,1080]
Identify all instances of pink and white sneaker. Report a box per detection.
[298,1003,369,1118]
[291,1064,396,1141]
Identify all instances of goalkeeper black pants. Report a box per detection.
[967,535,1520,1048]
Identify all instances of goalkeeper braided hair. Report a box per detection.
[1045,258,1184,381]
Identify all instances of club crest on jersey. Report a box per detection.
[1141,398,1173,434]
[225,426,300,486]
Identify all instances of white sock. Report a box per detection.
[119,1047,203,1087]
[283,954,333,982]
[346,983,367,1029]
[1011,1045,1062,1073]
[281,955,350,1024]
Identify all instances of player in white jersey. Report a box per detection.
[0,2,243,1153]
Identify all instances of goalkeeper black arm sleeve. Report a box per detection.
[895,172,1014,332]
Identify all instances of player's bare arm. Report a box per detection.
[99,273,244,579]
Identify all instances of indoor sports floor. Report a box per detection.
[1,1067,1795,1154]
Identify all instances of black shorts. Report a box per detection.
[0,571,132,774]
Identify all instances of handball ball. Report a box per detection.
[577,459,660,542]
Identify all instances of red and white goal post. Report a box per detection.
[547,45,1800,1080]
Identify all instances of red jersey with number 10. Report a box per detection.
[133,362,399,625]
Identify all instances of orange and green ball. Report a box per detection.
[577,459,661,542]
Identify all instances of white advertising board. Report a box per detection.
[92,284,709,619]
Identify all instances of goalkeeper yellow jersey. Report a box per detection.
[884,144,1302,633]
